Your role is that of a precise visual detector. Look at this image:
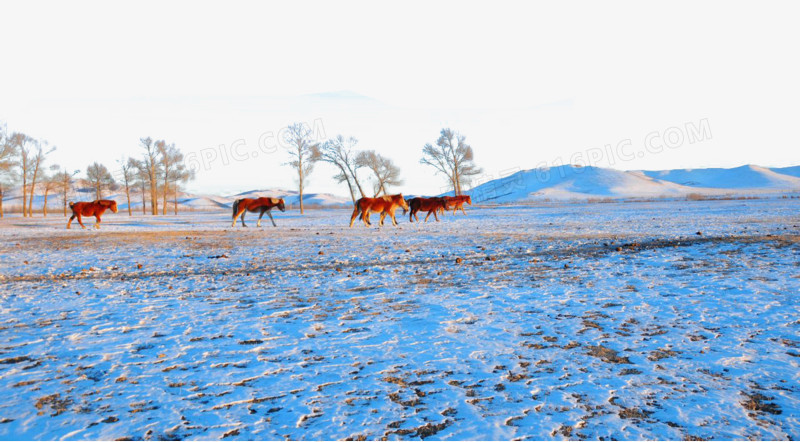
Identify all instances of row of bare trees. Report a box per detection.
[81,138,195,217]
[123,137,194,216]
[2,120,479,218]
[282,123,404,213]
[282,123,480,213]
[0,122,194,217]
[0,125,66,218]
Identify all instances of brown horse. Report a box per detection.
[349,194,409,227]
[443,195,472,215]
[67,200,118,229]
[407,197,450,222]
[232,197,286,227]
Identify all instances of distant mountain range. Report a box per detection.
[463,164,800,203]
[1,165,799,212]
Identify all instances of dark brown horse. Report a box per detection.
[232,197,286,227]
[407,197,450,222]
[443,195,472,215]
[67,200,118,229]
[349,194,409,227]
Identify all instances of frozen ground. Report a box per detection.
[0,199,798,440]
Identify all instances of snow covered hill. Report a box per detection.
[641,165,800,189]
[462,164,800,203]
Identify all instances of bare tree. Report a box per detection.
[157,141,184,215]
[315,135,366,204]
[140,137,161,215]
[41,164,62,217]
[0,124,15,217]
[421,128,482,195]
[283,123,320,214]
[26,141,55,216]
[52,167,78,217]
[129,158,149,215]
[118,157,135,216]
[86,162,115,199]
[9,133,38,217]
[169,162,194,215]
[356,150,403,196]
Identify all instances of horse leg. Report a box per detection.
[94,215,101,229]
[363,209,372,227]
[460,205,467,215]
[67,214,76,229]
[266,209,277,227]
[257,209,265,227]
[390,209,398,226]
[379,211,387,227]
[433,209,440,222]
[77,213,86,229]
[424,210,432,222]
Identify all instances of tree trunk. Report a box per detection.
[141,187,147,215]
[345,176,356,203]
[28,184,34,216]
[126,185,132,216]
[63,192,67,217]
[22,178,27,218]
[347,164,366,198]
[28,186,34,217]
[95,184,101,200]
[0,188,4,218]
[43,190,49,217]
[298,166,304,215]
[149,174,158,215]
[29,173,39,217]
[162,176,168,216]
[173,186,178,215]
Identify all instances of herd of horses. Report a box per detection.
[64,194,472,229]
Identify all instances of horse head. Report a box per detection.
[99,200,119,213]
[396,194,409,214]
[465,195,472,205]
[277,198,286,212]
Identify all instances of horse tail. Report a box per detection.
[349,198,363,227]
[232,199,240,219]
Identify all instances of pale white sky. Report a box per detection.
[1,1,798,195]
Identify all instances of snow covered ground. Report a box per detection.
[0,199,798,440]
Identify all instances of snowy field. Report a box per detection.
[0,199,799,440]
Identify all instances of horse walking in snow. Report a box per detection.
[349,194,409,227]
[232,197,286,227]
[67,200,118,229]
[442,195,472,215]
